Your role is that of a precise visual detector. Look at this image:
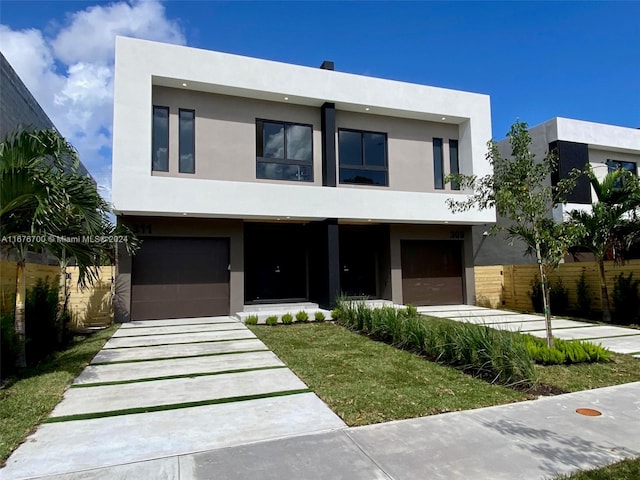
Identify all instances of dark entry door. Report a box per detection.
[340,227,377,297]
[131,237,230,320]
[244,223,307,302]
[401,240,464,305]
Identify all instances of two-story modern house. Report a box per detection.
[111,37,495,321]
[472,117,640,266]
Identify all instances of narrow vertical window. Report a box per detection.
[449,139,459,190]
[152,106,169,172]
[179,109,195,174]
[433,138,444,190]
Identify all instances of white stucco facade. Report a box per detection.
[112,37,494,225]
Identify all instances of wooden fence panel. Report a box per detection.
[475,260,640,314]
[1,260,114,328]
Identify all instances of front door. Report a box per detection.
[244,223,307,302]
[340,227,377,297]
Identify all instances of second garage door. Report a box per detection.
[401,240,464,306]
[131,237,230,320]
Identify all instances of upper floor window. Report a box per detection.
[449,139,460,190]
[256,119,313,182]
[607,159,637,175]
[433,138,444,189]
[152,106,169,172]
[179,109,195,174]
[338,129,388,186]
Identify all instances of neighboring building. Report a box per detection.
[472,117,640,266]
[0,52,90,264]
[111,37,495,321]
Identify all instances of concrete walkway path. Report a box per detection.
[1,317,346,480]
[418,305,640,358]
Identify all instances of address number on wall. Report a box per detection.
[450,231,465,239]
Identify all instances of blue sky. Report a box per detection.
[1,1,639,198]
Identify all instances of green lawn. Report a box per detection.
[536,352,640,392]
[251,322,527,426]
[0,325,117,464]
[251,322,640,427]
[555,457,640,479]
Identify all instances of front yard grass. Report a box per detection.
[555,457,640,479]
[0,325,117,464]
[250,322,528,426]
[250,322,640,427]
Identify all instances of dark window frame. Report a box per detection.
[607,159,637,175]
[433,138,444,190]
[255,119,314,182]
[449,139,460,190]
[178,108,196,174]
[338,128,389,187]
[152,105,169,172]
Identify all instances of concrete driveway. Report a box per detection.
[418,305,640,358]
[2,317,346,480]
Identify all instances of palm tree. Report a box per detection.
[568,166,640,323]
[0,129,125,367]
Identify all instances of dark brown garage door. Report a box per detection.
[131,237,230,320]
[401,240,464,306]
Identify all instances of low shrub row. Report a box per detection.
[524,336,611,365]
[332,300,612,387]
[244,310,326,326]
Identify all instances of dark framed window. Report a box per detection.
[338,129,388,186]
[179,109,195,174]
[256,119,313,182]
[607,159,637,175]
[449,139,459,190]
[152,106,169,172]
[433,138,444,189]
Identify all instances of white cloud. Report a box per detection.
[0,0,186,203]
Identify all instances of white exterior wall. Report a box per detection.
[112,37,494,225]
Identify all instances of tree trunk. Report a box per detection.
[535,239,554,348]
[14,260,27,368]
[598,259,612,323]
[56,262,69,345]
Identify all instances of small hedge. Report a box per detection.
[281,313,294,325]
[265,315,278,326]
[244,315,258,325]
[295,311,309,323]
[314,311,326,322]
[525,336,611,365]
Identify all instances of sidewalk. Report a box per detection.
[13,382,640,479]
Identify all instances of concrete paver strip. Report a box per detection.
[91,338,268,364]
[111,323,246,337]
[587,336,640,355]
[102,329,255,349]
[528,326,640,341]
[2,393,347,480]
[51,368,307,418]
[120,317,238,328]
[74,350,284,385]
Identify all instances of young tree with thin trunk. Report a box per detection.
[446,121,579,347]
